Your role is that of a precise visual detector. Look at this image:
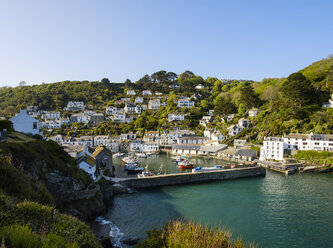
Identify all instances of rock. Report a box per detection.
[98,178,114,202]
[122,238,140,246]
[113,183,128,194]
[100,237,114,248]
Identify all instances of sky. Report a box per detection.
[0,0,332,87]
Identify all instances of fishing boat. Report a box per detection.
[113,152,125,157]
[122,156,138,164]
[136,152,147,158]
[137,171,154,178]
[192,165,225,173]
[124,164,144,174]
[173,155,187,164]
[178,160,194,169]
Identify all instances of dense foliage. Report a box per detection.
[135,220,254,248]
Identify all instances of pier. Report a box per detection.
[113,167,266,189]
[257,160,302,175]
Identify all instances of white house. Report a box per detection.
[120,132,136,140]
[65,101,85,111]
[94,135,110,146]
[204,129,225,142]
[112,113,126,123]
[208,110,214,116]
[195,84,205,90]
[127,90,136,96]
[42,111,61,120]
[121,98,131,104]
[172,144,201,155]
[105,139,120,152]
[70,113,90,123]
[10,110,41,135]
[259,137,284,161]
[155,92,163,96]
[238,118,251,128]
[42,120,61,129]
[135,105,143,114]
[248,108,260,117]
[283,133,333,151]
[142,142,160,153]
[177,135,207,145]
[124,103,136,114]
[199,116,213,127]
[227,125,243,137]
[148,99,160,110]
[168,113,185,122]
[135,97,144,104]
[130,139,143,152]
[178,98,194,108]
[169,84,180,89]
[76,146,97,180]
[142,90,152,96]
[106,106,118,115]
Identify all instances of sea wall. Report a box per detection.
[119,167,265,189]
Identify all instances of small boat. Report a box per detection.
[122,156,138,164]
[137,171,155,178]
[173,155,187,164]
[136,152,147,158]
[192,165,225,173]
[178,160,194,169]
[124,164,144,174]
[113,152,125,157]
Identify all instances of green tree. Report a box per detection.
[239,86,259,110]
[280,72,317,108]
[214,95,236,122]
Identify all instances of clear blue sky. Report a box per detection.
[0,0,332,86]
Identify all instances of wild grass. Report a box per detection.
[136,220,256,248]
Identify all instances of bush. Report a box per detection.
[136,220,254,248]
[295,150,332,160]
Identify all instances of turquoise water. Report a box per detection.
[105,156,333,248]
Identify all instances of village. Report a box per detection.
[3,90,333,180]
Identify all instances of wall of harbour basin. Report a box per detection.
[119,167,266,189]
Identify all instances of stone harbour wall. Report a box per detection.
[119,167,266,189]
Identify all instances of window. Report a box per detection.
[33,122,37,129]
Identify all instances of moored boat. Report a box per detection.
[113,152,125,157]
[178,160,194,169]
[192,165,225,173]
[124,164,144,174]
[136,152,147,158]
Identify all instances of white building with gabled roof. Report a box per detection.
[10,110,41,135]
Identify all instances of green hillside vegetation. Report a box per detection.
[0,56,332,141]
[135,220,254,248]
[0,134,103,247]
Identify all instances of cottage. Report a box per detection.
[169,83,180,89]
[76,146,97,179]
[105,138,120,153]
[10,110,41,135]
[42,120,61,129]
[199,116,213,127]
[195,84,205,90]
[65,101,85,111]
[124,103,136,114]
[130,139,143,152]
[120,132,136,140]
[135,105,143,114]
[127,90,136,96]
[248,108,260,117]
[148,99,161,110]
[70,113,90,123]
[42,111,61,120]
[142,90,152,96]
[121,98,131,104]
[142,142,160,153]
[238,118,250,128]
[135,97,144,104]
[172,144,201,155]
[227,125,243,137]
[93,145,113,174]
[89,113,105,125]
[177,98,194,108]
[203,129,225,142]
[168,113,185,122]
[112,113,126,123]
[177,135,207,145]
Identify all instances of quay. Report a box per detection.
[112,166,265,189]
[257,159,302,175]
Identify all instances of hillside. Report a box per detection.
[0,57,332,141]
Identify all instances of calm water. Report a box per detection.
[105,155,333,248]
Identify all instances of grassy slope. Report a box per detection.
[0,133,101,247]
